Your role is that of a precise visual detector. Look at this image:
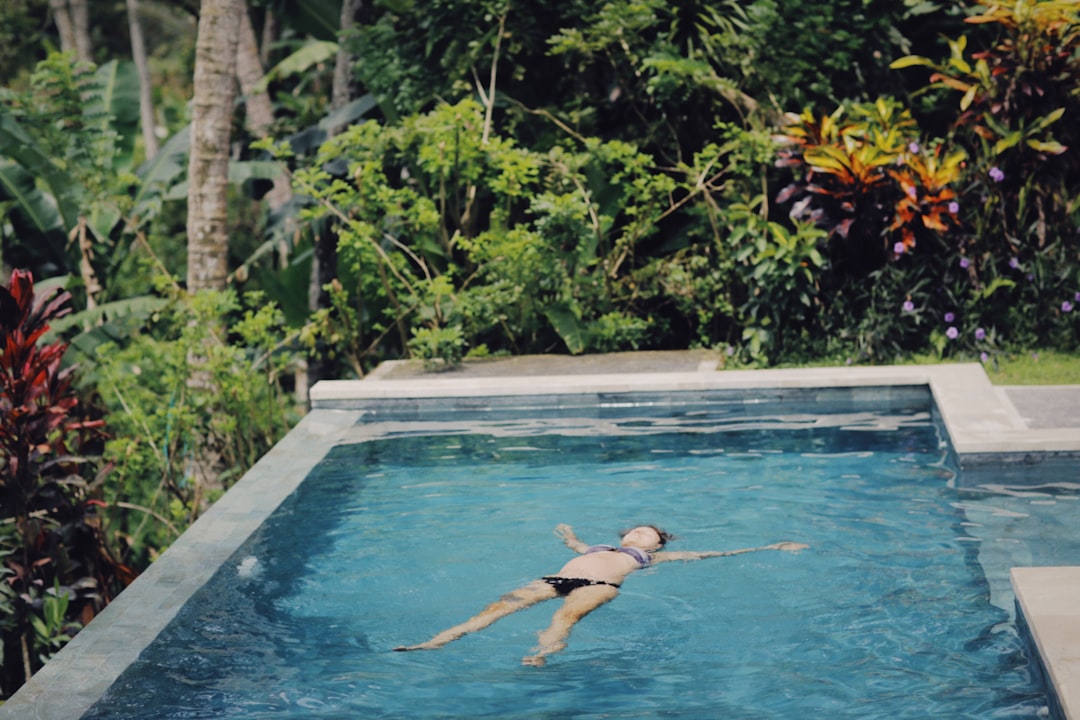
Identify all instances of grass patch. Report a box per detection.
[893,349,1080,384]
[753,349,1080,385]
[981,349,1080,385]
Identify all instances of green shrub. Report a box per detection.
[93,285,303,568]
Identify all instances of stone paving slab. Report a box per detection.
[1004,385,1080,430]
[367,349,725,379]
[1014,567,1080,720]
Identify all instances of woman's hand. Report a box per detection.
[554,524,587,552]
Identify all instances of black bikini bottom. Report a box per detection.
[541,576,620,597]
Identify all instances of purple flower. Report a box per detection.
[946,326,959,340]
[726,345,735,357]
[902,300,915,313]
[989,166,1005,182]
[1074,292,1080,302]
[908,141,920,154]
[975,328,986,341]
[944,312,955,323]
[948,201,959,214]
[980,352,989,363]
[959,257,970,269]
[1009,257,1021,270]
[894,242,906,255]
[1064,301,1075,313]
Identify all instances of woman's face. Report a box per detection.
[621,526,663,550]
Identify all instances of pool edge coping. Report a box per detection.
[1013,567,1080,720]
[3,362,1076,719]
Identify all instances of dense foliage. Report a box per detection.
[0,270,126,695]
[0,0,1077,698]
[290,0,1077,367]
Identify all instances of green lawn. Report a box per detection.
[787,349,1080,385]
[980,349,1080,385]
[892,349,1080,385]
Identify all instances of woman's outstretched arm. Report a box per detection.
[651,542,808,564]
[553,524,590,553]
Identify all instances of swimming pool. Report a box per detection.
[79,387,1069,718]
[4,367,1075,720]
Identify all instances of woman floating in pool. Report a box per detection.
[394,524,808,666]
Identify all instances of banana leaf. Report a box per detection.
[545,304,588,355]
[0,160,63,237]
[91,60,141,170]
[0,110,82,231]
[253,40,338,95]
[132,125,190,212]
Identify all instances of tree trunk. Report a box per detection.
[126,0,160,158]
[186,0,242,292]
[259,7,276,67]
[331,0,363,113]
[235,3,292,222]
[48,0,78,57]
[68,0,93,63]
[307,0,363,390]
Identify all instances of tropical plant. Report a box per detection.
[92,283,304,569]
[0,54,138,287]
[886,143,966,254]
[0,269,126,696]
[727,199,827,363]
[888,0,1079,354]
[775,101,918,276]
[277,97,743,364]
[891,0,1078,253]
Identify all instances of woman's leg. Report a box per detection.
[395,580,557,651]
[522,583,619,666]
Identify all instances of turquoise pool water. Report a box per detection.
[82,401,1071,719]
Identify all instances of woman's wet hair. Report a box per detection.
[622,525,674,547]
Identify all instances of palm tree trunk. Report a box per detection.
[48,0,78,57]
[126,0,160,158]
[331,0,363,113]
[186,0,242,292]
[306,0,363,390]
[235,3,292,223]
[259,6,276,66]
[68,0,93,63]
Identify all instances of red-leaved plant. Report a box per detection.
[0,269,127,696]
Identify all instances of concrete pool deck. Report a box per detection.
[3,357,1078,719]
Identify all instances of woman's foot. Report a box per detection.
[770,542,809,552]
